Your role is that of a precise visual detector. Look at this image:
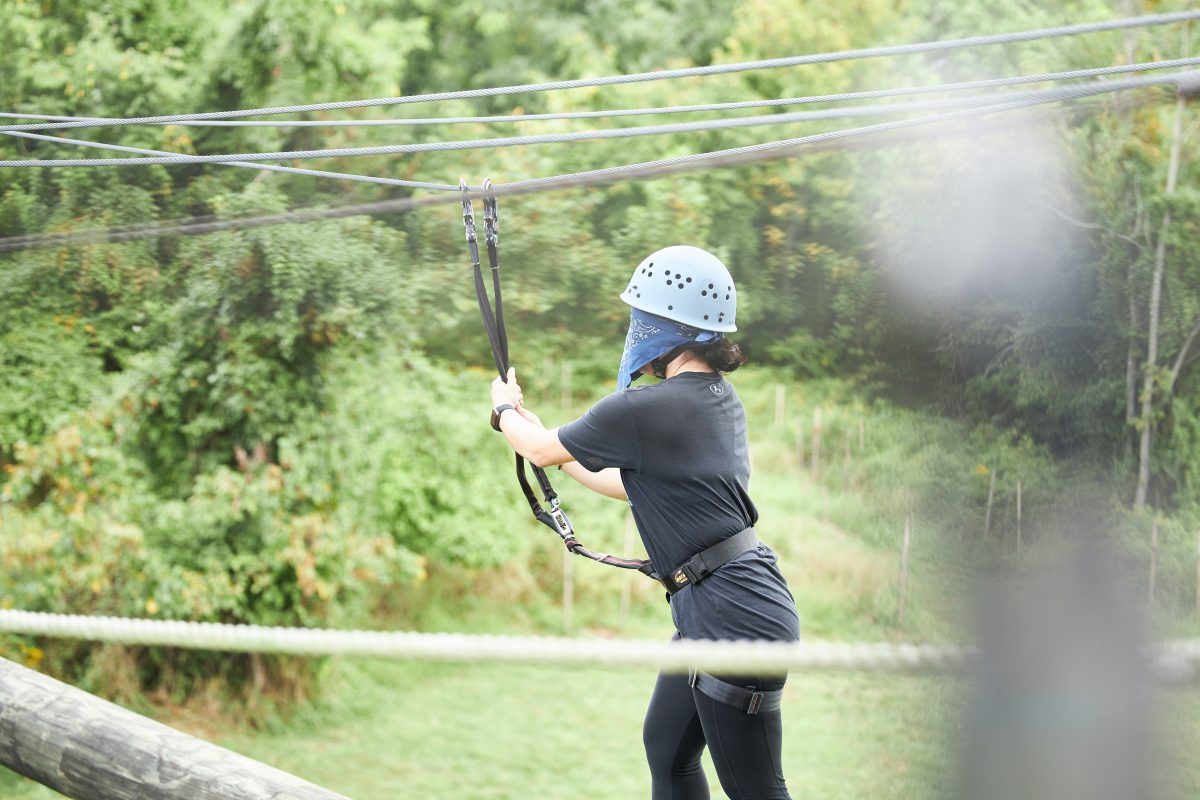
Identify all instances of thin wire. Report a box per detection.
[3,57,1198,129]
[0,73,1188,168]
[0,9,1195,133]
[0,131,461,191]
[0,76,1177,254]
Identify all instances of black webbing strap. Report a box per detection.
[689,669,784,715]
[658,527,758,596]
[462,179,655,576]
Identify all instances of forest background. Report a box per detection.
[0,0,1199,742]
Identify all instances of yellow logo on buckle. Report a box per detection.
[673,570,689,585]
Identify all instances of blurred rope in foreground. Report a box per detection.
[2,609,1199,684]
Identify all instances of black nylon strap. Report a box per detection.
[689,669,784,715]
[659,527,758,595]
[463,179,652,576]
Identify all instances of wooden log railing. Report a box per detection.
[0,656,351,800]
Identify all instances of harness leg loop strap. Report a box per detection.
[688,668,784,715]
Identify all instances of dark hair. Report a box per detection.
[650,336,747,377]
[693,336,747,373]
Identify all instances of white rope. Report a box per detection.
[1,610,1197,683]
[0,73,1187,169]
[3,57,1197,130]
[0,9,1194,133]
[0,609,973,675]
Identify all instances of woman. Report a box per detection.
[488,245,799,799]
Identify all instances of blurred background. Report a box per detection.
[0,0,1197,797]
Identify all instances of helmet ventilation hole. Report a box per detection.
[666,279,672,285]
[702,290,708,296]
[667,305,674,311]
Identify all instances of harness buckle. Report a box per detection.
[746,690,764,715]
[678,554,710,586]
[460,179,480,262]
[482,178,500,256]
[547,498,573,537]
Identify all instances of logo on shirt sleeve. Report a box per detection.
[709,383,725,396]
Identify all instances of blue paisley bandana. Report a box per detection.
[617,307,719,390]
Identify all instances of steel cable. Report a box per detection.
[1,57,1196,130]
[0,73,1187,253]
[0,73,1189,169]
[0,10,1195,133]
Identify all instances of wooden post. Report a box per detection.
[560,361,572,412]
[562,546,574,635]
[0,656,350,800]
[1193,529,1200,621]
[619,513,635,628]
[898,515,912,626]
[774,384,786,428]
[542,355,554,406]
[811,406,823,478]
[795,417,804,469]
[1149,518,1158,604]
[984,468,997,539]
[842,428,853,490]
[1016,479,1023,557]
[1194,530,1200,621]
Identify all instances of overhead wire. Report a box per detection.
[1,56,1197,129]
[0,131,462,191]
[0,9,1195,133]
[0,72,1190,254]
[0,72,1191,169]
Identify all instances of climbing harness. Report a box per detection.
[658,527,758,595]
[688,668,785,715]
[462,179,655,575]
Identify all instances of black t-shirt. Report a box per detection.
[558,371,800,643]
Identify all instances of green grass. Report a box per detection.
[0,659,958,800]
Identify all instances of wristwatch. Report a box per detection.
[490,403,515,432]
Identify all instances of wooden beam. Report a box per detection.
[0,656,350,800]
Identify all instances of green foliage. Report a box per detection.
[2,0,1200,707]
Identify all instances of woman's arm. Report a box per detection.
[489,369,628,502]
[491,368,573,468]
[560,462,628,501]
[498,412,573,468]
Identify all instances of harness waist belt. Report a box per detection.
[659,527,758,596]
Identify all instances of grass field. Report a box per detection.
[3,375,1197,798]
[0,464,962,799]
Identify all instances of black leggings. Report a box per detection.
[643,671,791,799]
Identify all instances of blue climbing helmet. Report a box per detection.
[619,245,738,331]
[615,246,738,390]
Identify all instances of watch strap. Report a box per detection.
[490,403,515,431]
